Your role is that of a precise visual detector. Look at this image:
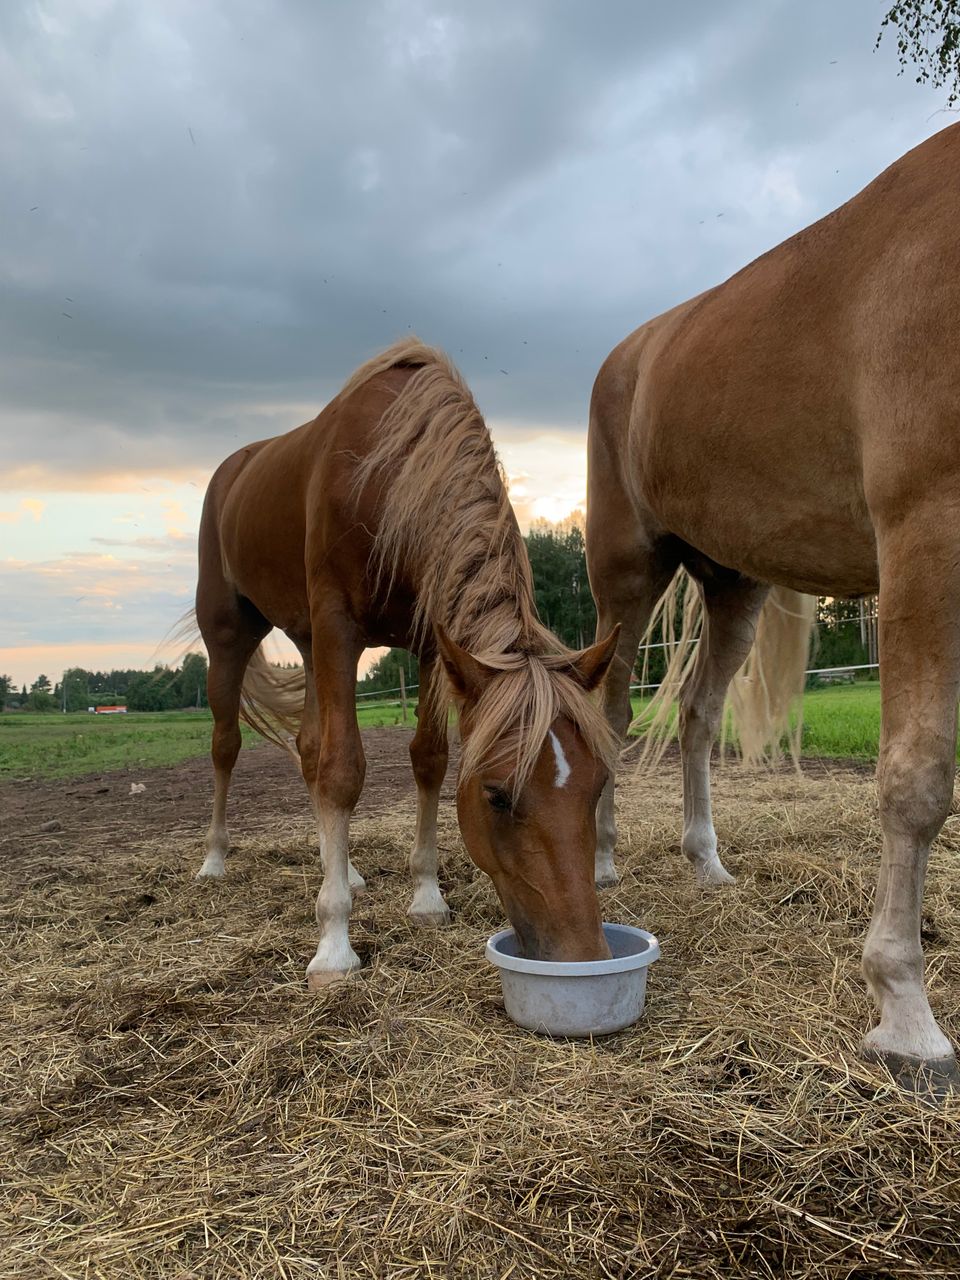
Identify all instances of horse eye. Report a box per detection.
[484,786,513,814]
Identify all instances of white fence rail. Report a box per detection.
[356,662,879,709]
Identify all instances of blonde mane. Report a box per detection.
[349,338,618,790]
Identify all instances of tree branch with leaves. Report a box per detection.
[878,0,960,105]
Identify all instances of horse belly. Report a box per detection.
[637,420,879,597]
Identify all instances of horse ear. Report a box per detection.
[568,625,621,692]
[434,625,496,701]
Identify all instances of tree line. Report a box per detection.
[1,653,210,713]
[5,523,875,713]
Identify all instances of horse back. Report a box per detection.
[597,123,960,596]
[201,367,421,643]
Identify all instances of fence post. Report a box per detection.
[399,664,408,724]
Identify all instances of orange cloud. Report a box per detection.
[0,497,47,523]
[3,464,211,494]
[0,641,162,686]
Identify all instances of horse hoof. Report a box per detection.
[196,856,226,879]
[595,855,619,888]
[408,908,452,927]
[861,1044,960,1105]
[306,965,360,991]
[696,860,736,888]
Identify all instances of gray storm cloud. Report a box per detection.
[0,0,948,486]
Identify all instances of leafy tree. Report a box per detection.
[60,668,91,712]
[0,674,11,711]
[878,1,960,104]
[812,598,872,671]
[127,667,182,712]
[357,648,419,697]
[178,652,209,708]
[524,518,597,650]
[28,674,55,712]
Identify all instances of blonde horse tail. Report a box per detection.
[634,569,703,768]
[239,648,306,760]
[166,607,305,757]
[726,587,817,766]
[634,573,816,767]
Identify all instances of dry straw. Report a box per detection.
[2,750,959,1278]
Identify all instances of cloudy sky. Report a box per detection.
[0,0,950,687]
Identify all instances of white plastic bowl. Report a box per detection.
[485,922,660,1037]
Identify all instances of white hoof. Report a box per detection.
[408,884,451,926]
[197,852,226,879]
[306,964,360,991]
[595,852,619,888]
[861,1016,954,1068]
[306,939,361,990]
[695,856,736,888]
[306,955,361,990]
[408,907,452,927]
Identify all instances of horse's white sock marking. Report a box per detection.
[306,808,360,985]
[548,730,571,788]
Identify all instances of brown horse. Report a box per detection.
[194,340,619,986]
[586,123,960,1093]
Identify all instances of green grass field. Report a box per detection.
[0,711,241,780]
[796,682,885,759]
[628,681,887,761]
[0,701,415,780]
[0,683,893,781]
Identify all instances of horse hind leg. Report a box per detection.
[197,617,268,878]
[678,572,769,886]
[860,518,960,1095]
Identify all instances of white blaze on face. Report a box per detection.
[548,729,571,788]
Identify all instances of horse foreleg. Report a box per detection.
[593,609,643,887]
[302,624,366,989]
[861,523,960,1094]
[299,666,366,895]
[591,559,677,887]
[678,574,768,886]
[407,657,451,925]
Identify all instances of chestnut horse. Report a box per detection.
[587,123,960,1094]
[195,340,618,986]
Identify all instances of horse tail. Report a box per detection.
[632,569,701,768]
[169,607,304,757]
[239,647,305,760]
[725,587,816,766]
[635,573,815,767]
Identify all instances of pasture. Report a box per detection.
[2,726,958,1278]
[0,683,889,783]
[0,702,421,781]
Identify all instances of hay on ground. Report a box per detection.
[1,754,959,1279]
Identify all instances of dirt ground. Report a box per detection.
[0,728,447,858]
[0,730,870,867]
[2,731,959,1279]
